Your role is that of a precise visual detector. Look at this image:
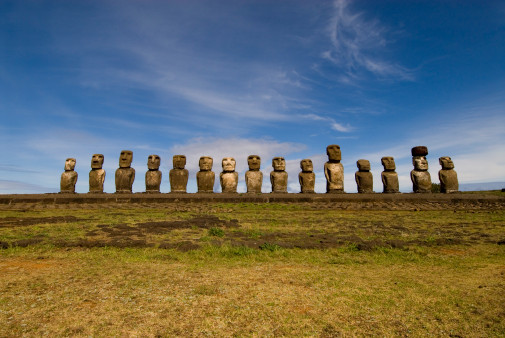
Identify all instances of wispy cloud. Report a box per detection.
[0,180,57,193]
[301,113,354,132]
[324,0,414,81]
[60,5,312,131]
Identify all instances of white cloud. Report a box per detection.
[331,122,352,132]
[324,0,414,81]
[301,113,353,133]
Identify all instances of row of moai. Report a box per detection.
[60,145,458,194]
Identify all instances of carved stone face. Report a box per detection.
[381,156,395,171]
[413,156,429,171]
[199,156,213,171]
[147,155,160,170]
[357,159,370,171]
[248,155,261,170]
[326,145,341,162]
[222,157,236,172]
[272,157,286,171]
[119,150,133,168]
[91,154,104,169]
[439,156,454,170]
[65,158,76,171]
[300,159,313,172]
[173,155,186,169]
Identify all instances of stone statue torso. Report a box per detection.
[115,167,135,193]
[270,171,288,193]
[145,170,162,193]
[89,169,105,193]
[439,170,458,193]
[220,172,238,193]
[197,171,215,193]
[381,171,399,193]
[60,171,78,193]
[246,171,263,193]
[169,169,189,192]
[410,170,431,193]
[324,162,344,192]
[299,172,315,193]
[355,171,373,193]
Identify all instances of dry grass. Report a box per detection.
[0,203,504,336]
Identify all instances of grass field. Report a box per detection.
[1,201,504,336]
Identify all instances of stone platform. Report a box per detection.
[0,193,503,210]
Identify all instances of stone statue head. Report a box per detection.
[91,154,104,169]
[199,156,213,171]
[147,155,160,170]
[439,156,454,170]
[300,159,313,172]
[247,155,261,171]
[357,159,371,171]
[222,157,236,172]
[413,156,428,171]
[272,157,286,171]
[412,146,428,171]
[381,156,395,171]
[119,150,133,168]
[173,155,186,169]
[64,158,76,171]
[326,144,341,162]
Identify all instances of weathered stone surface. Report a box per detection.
[299,159,315,193]
[145,155,162,193]
[439,156,458,193]
[197,156,215,193]
[220,157,238,193]
[115,150,135,193]
[245,155,262,193]
[324,145,344,193]
[381,156,399,193]
[169,155,188,193]
[60,158,77,193]
[270,157,288,193]
[410,146,431,193]
[89,154,105,193]
[355,159,373,193]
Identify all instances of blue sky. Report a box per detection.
[1,0,504,193]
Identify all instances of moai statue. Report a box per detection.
[115,150,135,193]
[355,159,373,193]
[381,156,399,193]
[299,159,315,193]
[270,157,288,193]
[197,156,215,193]
[220,157,238,193]
[410,146,431,193]
[439,156,459,193]
[145,155,162,193]
[89,154,105,193]
[60,158,78,193]
[169,155,189,193]
[324,144,344,193]
[245,155,262,193]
